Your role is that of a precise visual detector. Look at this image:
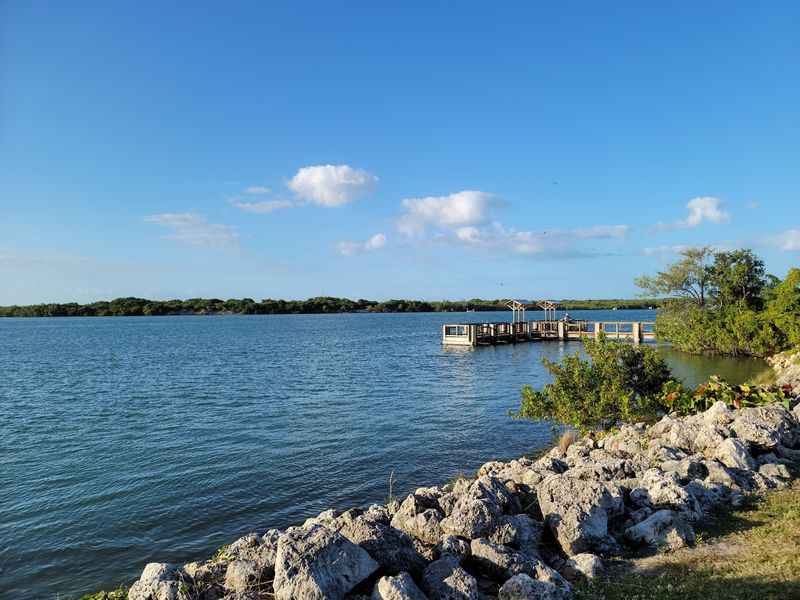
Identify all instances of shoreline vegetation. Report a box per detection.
[83,347,800,600]
[0,297,662,318]
[636,248,800,357]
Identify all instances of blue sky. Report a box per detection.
[1,2,798,304]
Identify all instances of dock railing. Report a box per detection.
[443,320,656,347]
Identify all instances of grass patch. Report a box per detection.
[211,543,231,562]
[749,366,778,386]
[576,481,800,600]
[78,586,127,600]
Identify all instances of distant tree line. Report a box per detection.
[0,296,662,317]
[636,247,800,356]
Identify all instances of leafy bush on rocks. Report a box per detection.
[660,375,792,415]
[511,336,673,433]
[512,336,794,434]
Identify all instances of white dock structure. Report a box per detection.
[442,300,655,347]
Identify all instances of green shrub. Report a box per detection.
[510,335,672,433]
[659,375,791,415]
[512,336,792,432]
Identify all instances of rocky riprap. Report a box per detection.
[124,400,800,600]
[768,349,800,395]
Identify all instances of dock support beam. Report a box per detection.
[557,321,566,340]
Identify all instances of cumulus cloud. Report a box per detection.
[657,196,731,230]
[288,164,378,207]
[336,233,387,256]
[777,229,800,251]
[244,186,271,195]
[229,198,294,214]
[144,213,238,247]
[397,190,496,236]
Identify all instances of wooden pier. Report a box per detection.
[442,319,656,347]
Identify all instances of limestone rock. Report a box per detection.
[562,553,604,581]
[224,560,259,593]
[338,515,427,576]
[371,572,429,600]
[440,477,511,539]
[488,514,543,559]
[497,573,570,600]
[469,538,538,579]
[391,493,445,544]
[421,555,478,600]
[127,563,186,600]
[731,405,798,451]
[438,535,471,560]
[272,524,378,600]
[536,474,624,555]
[713,438,757,471]
[624,509,695,551]
[703,401,734,427]
[630,468,703,521]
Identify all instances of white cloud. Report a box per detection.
[777,229,800,251]
[455,226,482,244]
[658,196,731,230]
[336,233,387,256]
[229,198,294,214]
[288,164,378,207]
[244,186,271,195]
[684,196,730,226]
[444,222,628,257]
[572,225,629,239]
[397,190,495,236]
[643,244,691,256]
[144,213,238,247]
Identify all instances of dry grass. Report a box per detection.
[558,430,579,454]
[576,480,800,600]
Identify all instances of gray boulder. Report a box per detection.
[758,462,792,489]
[731,405,798,451]
[488,514,543,559]
[391,494,445,544]
[127,563,186,600]
[272,524,378,600]
[224,530,282,579]
[562,553,603,581]
[421,555,478,600]
[629,468,703,521]
[224,560,260,593]
[469,538,536,579]
[338,514,427,576]
[497,573,570,600]
[438,535,471,560]
[440,477,510,540]
[713,438,757,471]
[536,474,624,555]
[624,509,695,551]
[372,572,429,600]
[703,401,734,427]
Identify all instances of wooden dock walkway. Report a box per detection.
[442,319,656,347]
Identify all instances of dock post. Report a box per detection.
[632,322,641,344]
[595,322,603,338]
[557,321,566,340]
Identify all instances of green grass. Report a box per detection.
[78,586,127,600]
[576,481,800,600]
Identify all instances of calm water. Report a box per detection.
[0,310,766,598]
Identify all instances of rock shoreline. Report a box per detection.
[119,397,800,600]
